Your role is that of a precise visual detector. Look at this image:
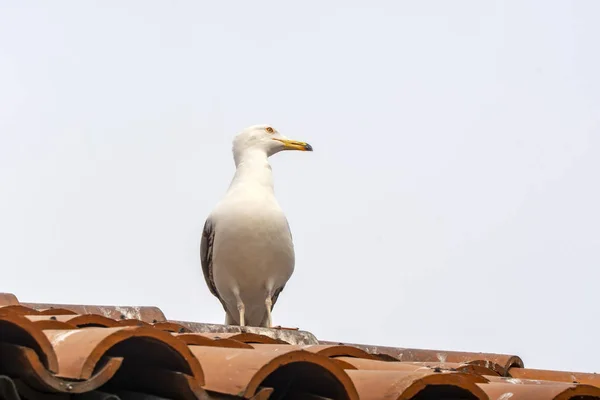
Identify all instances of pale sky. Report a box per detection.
[1,1,598,373]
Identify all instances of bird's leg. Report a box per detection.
[265,296,273,328]
[237,301,245,327]
[233,288,245,327]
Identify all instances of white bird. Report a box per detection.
[200,124,313,328]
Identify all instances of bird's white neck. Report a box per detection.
[230,149,274,192]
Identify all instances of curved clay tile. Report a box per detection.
[173,332,253,349]
[25,318,76,330]
[478,380,600,399]
[26,314,119,328]
[347,369,489,400]
[114,318,151,327]
[201,332,288,344]
[42,326,204,384]
[189,346,359,399]
[0,342,122,393]
[36,308,78,316]
[247,344,379,360]
[0,293,19,306]
[333,356,499,382]
[0,313,59,372]
[334,357,435,373]
[320,341,524,376]
[467,358,524,376]
[406,361,500,377]
[21,303,167,323]
[152,321,192,333]
[57,314,119,327]
[0,305,41,316]
[508,367,600,388]
[421,350,525,375]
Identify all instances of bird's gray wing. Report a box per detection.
[200,216,221,300]
[271,285,285,311]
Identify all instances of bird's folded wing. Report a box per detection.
[271,285,284,310]
[200,216,220,298]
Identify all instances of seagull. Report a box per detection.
[200,124,313,328]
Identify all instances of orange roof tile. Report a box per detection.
[1,292,598,399]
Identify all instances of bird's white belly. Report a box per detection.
[211,205,295,321]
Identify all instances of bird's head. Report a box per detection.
[232,124,313,161]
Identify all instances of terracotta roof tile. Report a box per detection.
[247,344,380,360]
[346,369,489,399]
[507,366,600,387]
[1,292,598,399]
[320,340,524,375]
[26,313,120,328]
[174,332,254,349]
[202,332,289,344]
[20,301,166,323]
[190,345,359,399]
[482,376,600,399]
[0,293,18,306]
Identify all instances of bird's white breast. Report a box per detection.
[210,193,295,311]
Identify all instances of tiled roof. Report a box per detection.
[1,293,598,400]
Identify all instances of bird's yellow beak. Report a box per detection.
[273,138,313,151]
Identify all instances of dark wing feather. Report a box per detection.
[271,285,285,311]
[200,217,219,298]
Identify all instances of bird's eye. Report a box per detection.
[265,127,274,134]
